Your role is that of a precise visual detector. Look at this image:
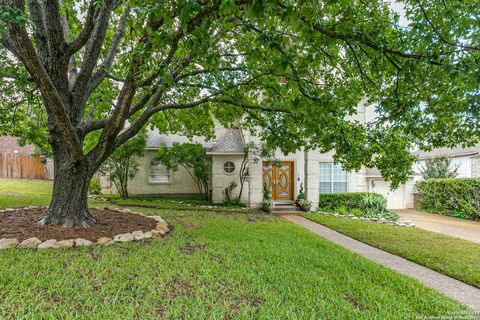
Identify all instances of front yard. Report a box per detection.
[303,213,480,288]
[0,179,468,318]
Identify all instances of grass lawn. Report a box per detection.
[0,179,468,318]
[303,213,480,289]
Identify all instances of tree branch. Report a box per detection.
[66,0,97,55]
[87,10,127,95]
[6,13,83,160]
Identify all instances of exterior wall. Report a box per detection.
[211,154,249,204]
[413,156,472,178]
[472,156,480,178]
[101,150,203,196]
[307,150,367,209]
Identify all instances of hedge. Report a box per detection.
[318,192,397,220]
[415,178,480,221]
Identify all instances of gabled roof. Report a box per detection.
[413,143,480,160]
[206,128,244,154]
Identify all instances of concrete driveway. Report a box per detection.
[393,209,480,244]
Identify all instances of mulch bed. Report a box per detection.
[0,208,157,241]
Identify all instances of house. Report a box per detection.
[412,144,480,179]
[0,136,35,155]
[102,102,418,210]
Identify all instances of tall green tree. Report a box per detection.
[100,133,146,198]
[0,0,478,227]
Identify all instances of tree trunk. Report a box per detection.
[38,141,95,228]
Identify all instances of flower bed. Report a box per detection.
[0,206,169,250]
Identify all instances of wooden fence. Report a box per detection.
[0,153,47,179]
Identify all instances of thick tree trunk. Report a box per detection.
[38,140,96,228]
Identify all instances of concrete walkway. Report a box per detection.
[394,209,480,244]
[283,215,480,310]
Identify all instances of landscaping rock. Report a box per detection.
[121,208,133,213]
[143,231,152,239]
[17,237,42,249]
[57,239,75,248]
[114,233,134,242]
[97,237,114,245]
[155,222,169,232]
[75,238,94,247]
[0,238,19,249]
[132,230,146,241]
[151,230,165,238]
[38,239,60,249]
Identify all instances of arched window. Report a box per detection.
[149,160,171,183]
[223,161,236,174]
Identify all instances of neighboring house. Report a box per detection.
[0,136,35,155]
[412,144,480,179]
[102,101,418,210]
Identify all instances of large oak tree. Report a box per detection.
[0,0,478,227]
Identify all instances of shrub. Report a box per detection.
[223,181,240,206]
[88,178,102,195]
[415,178,480,221]
[319,192,398,220]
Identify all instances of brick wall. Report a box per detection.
[0,136,35,155]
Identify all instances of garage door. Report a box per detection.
[371,180,405,209]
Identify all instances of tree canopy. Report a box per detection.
[0,0,478,224]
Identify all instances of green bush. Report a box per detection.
[88,178,102,195]
[415,178,480,221]
[319,192,398,220]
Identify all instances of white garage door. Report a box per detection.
[371,180,405,209]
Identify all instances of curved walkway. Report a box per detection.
[393,209,480,244]
[283,215,480,310]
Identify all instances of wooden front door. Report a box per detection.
[262,162,294,201]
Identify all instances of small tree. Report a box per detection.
[100,134,146,198]
[157,143,210,201]
[419,157,459,180]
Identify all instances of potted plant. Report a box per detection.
[262,183,273,213]
[299,199,312,212]
[262,199,274,213]
[295,183,305,207]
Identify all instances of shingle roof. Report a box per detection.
[412,143,480,159]
[207,128,244,153]
[146,129,212,149]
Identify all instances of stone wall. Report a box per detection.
[211,154,248,204]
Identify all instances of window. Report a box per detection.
[223,161,236,174]
[319,162,347,194]
[149,160,171,183]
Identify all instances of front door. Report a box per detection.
[262,162,294,201]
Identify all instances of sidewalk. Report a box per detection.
[283,215,480,310]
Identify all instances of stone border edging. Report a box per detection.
[0,206,170,250]
[316,211,416,227]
